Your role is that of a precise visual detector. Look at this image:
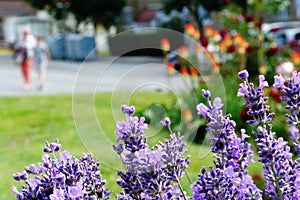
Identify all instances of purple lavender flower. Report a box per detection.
[237,73,274,126]
[239,69,300,199]
[273,71,300,154]
[12,139,111,199]
[114,105,189,199]
[115,105,148,153]
[192,90,262,199]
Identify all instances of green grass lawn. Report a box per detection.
[0,92,263,199]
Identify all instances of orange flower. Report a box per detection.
[180,66,189,76]
[183,109,193,122]
[189,67,198,77]
[291,51,300,65]
[194,29,200,40]
[184,23,195,36]
[233,34,243,44]
[167,62,175,75]
[160,38,170,52]
[178,46,188,59]
[204,27,213,37]
[223,35,232,46]
[219,42,227,52]
[212,30,219,40]
[258,65,268,74]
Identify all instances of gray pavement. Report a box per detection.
[0,54,194,96]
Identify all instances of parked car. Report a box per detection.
[262,21,300,45]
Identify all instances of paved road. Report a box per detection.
[0,54,193,96]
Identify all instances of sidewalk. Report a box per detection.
[0,54,192,96]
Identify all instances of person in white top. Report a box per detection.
[34,36,50,89]
[16,27,36,90]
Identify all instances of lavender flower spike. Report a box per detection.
[238,69,300,199]
[114,105,190,199]
[115,105,148,153]
[12,139,111,199]
[273,71,300,155]
[192,90,262,199]
[237,71,274,126]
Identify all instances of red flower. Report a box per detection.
[269,88,282,103]
[201,37,209,47]
[240,107,252,123]
[252,172,263,181]
[246,16,255,22]
[246,46,254,54]
[219,29,228,39]
[227,44,236,53]
[266,47,280,56]
[270,28,280,33]
[289,39,299,47]
[241,13,247,20]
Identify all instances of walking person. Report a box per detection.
[15,27,36,90]
[34,36,50,90]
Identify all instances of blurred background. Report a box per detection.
[0,0,299,60]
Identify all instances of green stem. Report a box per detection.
[271,165,283,200]
[175,178,187,200]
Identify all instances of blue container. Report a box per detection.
[49,34,96,61]
[48,35,65,59]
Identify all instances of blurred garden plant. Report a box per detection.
[13,70,300,199]
[220,2,299,81]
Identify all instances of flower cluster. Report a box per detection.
[274,71,300,153]
[192,89,262,199]
[163,23,251,79]
[113,105,190,199]
[12,139,111,200]
[238,69,300,199]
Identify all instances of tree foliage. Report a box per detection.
[23,0,125,30]
[69,0,125,30]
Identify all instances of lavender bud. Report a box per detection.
[12,173,21,181]
[43,147,52,153]
[160,117,171,127]
[238,70,249,79]
[202,89,211,98]
[121,105,135,115]
[24,164,38,175]
[19,171,28,180]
